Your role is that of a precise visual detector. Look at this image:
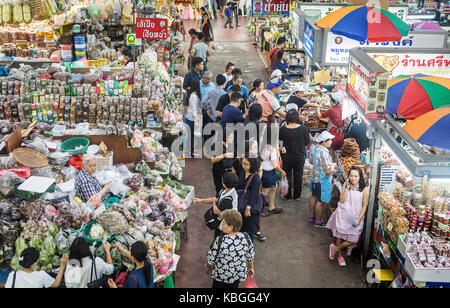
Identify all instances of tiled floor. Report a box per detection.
[175,16,366,288]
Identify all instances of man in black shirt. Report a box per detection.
[216,84,245,121]
[346,117,370,152]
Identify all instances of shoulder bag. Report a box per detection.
[237,173,266,216]
[87,257,110,288]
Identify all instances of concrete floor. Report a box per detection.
[175,17,366,288]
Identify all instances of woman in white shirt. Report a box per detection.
[64,237,114,288]
[184,79,203,157]
[5,247,68,288]
[260,126,286,217]
[221,62,234,84]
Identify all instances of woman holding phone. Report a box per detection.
[326,166,369,267]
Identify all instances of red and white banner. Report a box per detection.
[252,0,290,17]
[136,18,168,40]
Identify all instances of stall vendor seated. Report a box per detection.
[75,154,112,203]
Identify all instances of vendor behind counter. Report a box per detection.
[75,154,112,203]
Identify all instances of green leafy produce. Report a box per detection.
[52,255,60,268]
[48,223,59,237]
[90,224,105,240]
[10,255,21,271]
[110,248,121,268]
[55,231,69,254]
[95,245,106,260]
[39,250,52,266]
[102,231,111,241]
[15,237,28,256]
[43,236,56,255]
[30,236,43,251]
[112,235,128,249]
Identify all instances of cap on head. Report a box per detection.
[315,131,335,144]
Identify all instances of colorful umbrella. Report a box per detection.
[403,107,450,151]
[412,22,443,30]
[316,5,410,42]
[386,74,450,120]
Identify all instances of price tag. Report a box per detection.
[387,223,393,232]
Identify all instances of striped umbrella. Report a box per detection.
[412,22,443,30]
[387,74,450,120]
[316,5,410,42]
[403,108,450,151]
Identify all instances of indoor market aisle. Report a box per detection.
[176,16,365,288]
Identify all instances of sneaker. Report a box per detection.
[314,221,327,228]
[255,232,266,241]
[338,257,347,267]
[294,197,301,201]
[280,195,292,201]
[307,215,315,222]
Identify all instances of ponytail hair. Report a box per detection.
[130,241,153,287]
[249,79,263,95]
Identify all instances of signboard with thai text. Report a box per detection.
[252,0,290,17]
[136,18,168,40]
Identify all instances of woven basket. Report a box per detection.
[12,148,48,168]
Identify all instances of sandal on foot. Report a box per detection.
[314,221,326,228]
[329,244,336,260]
[261,210,271,217]
[269,208,283,214]
[338,257,346,267]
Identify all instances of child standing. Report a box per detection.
[224,3,233,28]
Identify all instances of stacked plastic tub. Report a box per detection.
[74,34,87,60]
[61,44,73,62]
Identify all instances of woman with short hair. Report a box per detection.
[206,209,255,288]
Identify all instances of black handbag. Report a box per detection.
[87,257,110,288]
[204,207,220,230]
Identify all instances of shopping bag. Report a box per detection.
[244,275,258,288]
[279,177,289,197]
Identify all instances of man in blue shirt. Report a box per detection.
[200,71,216,127]
[221,92,245,128]
[203,74,227,122]
[183,57,204,91]
[226,74,248,100]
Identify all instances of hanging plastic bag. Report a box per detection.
[88,1,98,16]
[243,274,258,288]
[279,176,289,197]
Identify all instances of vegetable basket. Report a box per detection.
[61,137,90,155]
[82,221,117,245]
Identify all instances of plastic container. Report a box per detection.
[61,137,90,155]
[14,176,56,200]
[52,124,66,137]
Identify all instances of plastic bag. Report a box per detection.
[0,172,25,196]
[28,137,49,154]
[31,166,55,178]
[47,152,70,165]
[279,177,289,197]
[0,153,17,169]
[61,166,77,181]
[96,210,130,235]
[243,275,258,288]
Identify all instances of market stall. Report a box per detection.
[345,47,450,288]
[0,0,194,288]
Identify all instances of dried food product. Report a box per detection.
[96,210,130,235]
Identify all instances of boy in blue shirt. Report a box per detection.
[224,3,233,28]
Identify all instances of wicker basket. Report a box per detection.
[12,148,48,168]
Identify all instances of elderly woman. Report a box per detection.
[75,154,112,202]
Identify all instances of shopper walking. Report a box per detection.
[194,172,239,239]
[187,29,199,71]
[225,68,246,89]
[221,92,245,128]
[216,84,243,120]
[309,131,337,227]
[108,241,154,288]
[65,238,114,288]
[184,79,203,156]
[317,92,345,151]
[5,247,68,288]
[261,126,286,216]
[200,71,215,128]
[206,209,255,288]
[247,79,264,107]
[229,0,240,27]
[227,74,248,101]
[244,102,264,145]
[183,57,204,91]
[279,110,310,201]
[326,166,369,266]
[203,74,227,123]
[224,3,233,28]
[236,157,262,241]
[191,33,210,71]
[201,7,214,44]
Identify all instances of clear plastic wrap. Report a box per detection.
[96,210,130,235]
[0,172,25,196]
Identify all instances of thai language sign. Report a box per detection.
[367,52,450,79]
[136,18,168,40]
[303,20,315,59]
[347,56,389,120]
[252,0,290,17]
[323,31,447,65]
